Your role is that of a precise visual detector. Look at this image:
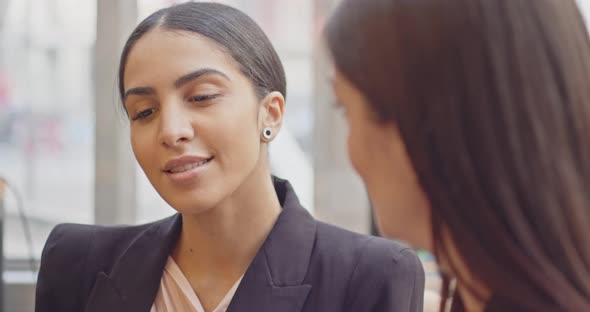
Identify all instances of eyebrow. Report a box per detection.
[174,68,231,89]
[123,87,155,102]
[123,68,231,102]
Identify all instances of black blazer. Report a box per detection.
[36,178,425,312]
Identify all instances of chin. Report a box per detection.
[157,185,221,216]
[166,196,218,215]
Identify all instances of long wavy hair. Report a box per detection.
[325,0,590,310]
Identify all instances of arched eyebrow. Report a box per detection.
[124,86,155,101]
[123,68,231,101]
[173,68,231,89]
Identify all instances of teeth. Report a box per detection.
[169,159,209,173]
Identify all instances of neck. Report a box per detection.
[172,165,281,280]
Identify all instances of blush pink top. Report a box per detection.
[150,257,243,312]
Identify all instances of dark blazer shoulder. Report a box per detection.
[41,219,163,270]
[36,216,176,312]
[313,222,425,311]
[313,221,416,265]
[36,223,97,311]
[83,218,171,267]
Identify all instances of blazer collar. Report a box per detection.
[84,214,182,312]
[227,177,316,311]
[84,177,316,312]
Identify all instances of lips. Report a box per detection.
[163,156,214,173]
[167,158,212,173]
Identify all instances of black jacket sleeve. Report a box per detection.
[35,224,95,312]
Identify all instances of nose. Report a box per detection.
[158,103,195,148]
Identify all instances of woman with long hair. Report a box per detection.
[325,0,590,310]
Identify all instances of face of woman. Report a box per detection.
[123,29,278,214]
[331,69,433,250]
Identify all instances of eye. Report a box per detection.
[188,94,219,103]
[332,100,347,113]
[132,108,157,121]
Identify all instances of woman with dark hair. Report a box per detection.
[325,0,590,311]
[35,2,424,312]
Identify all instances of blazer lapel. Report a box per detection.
[84,178,315,312]
[84,215,182,312]
[227,178,317,312]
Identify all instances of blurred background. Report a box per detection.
[0,0,588,311]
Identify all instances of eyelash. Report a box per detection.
[132,108,156,121]
[332,100,345,112]
[131,94,219,121]
[189,94,219,102]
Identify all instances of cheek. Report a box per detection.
[213,105,260,168]
[367,131,433,247]
[130,129,154,174]
[346,115,375,180]
[347,129,365,176]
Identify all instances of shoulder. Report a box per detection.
[35,223,99,311]
[314,222,425,311]
[35,217,175,311]
[38,223,98,276]
[314,221,418,264]
[40,216,174,271]
[41,219,163,262]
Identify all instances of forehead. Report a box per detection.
[123,29,239,88]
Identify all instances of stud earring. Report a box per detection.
[262,127,273,140]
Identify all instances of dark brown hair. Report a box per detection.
[326,0,590,310]
[118,2,286,111]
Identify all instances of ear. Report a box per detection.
[258,91,285,141]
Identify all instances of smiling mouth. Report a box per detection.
[165,157,214,174]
